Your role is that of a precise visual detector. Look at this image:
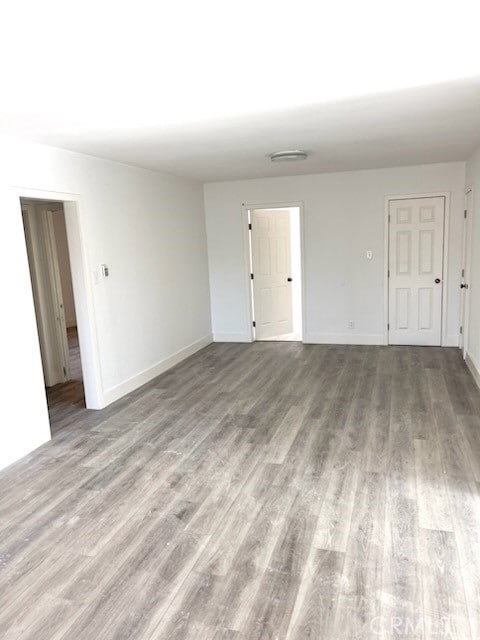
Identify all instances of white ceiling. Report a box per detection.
[2,1,480,182]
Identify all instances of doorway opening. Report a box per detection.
[21,198,85,433]
[246,205,303,342]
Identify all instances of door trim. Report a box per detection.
[242,201,305,343]
[383,191,451,347]
[15,187,103,409]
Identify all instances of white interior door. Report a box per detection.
[388,196,445,346]
[251,209,293,340]
[22,203,70,385]
[460,190,472,357]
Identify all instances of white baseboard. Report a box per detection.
[465,352,480,390]
[101,334,213,407]
[303,333,384,346]
[213,332,252,343]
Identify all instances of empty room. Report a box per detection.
[2,2,480,639]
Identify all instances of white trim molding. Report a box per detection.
[102,334,213,406]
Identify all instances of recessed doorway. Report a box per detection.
[245,204,303,342]
[21,198,86,433]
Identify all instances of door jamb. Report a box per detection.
[383,191,451,347]
[15,187,103,409]
[45,208,71,382]
[242,201,305,343]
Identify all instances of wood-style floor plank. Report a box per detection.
[1,342,480,639]
[420,529,471,639]
[414,437,453,532]
[331,470,385,639]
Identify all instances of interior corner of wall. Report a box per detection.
[465,351,480,390]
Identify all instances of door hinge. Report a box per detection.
[252,321,256,328]
[387,269,390,278]
[388,214,391,222]
[63,366,66,376]
[460,326,463,335]
[248,223,252,230]
[464,209,467,218]
[250,273,254,280]
[387,323,390,330]
[462,268,465,278]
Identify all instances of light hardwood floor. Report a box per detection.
[1,342,480,639]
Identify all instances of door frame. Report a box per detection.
[242,201,306,342]
[383,191,451,347]
[460,187,473,358]
[15,187,103,409]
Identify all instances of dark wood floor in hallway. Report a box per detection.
[46,326,85,436]
[1,342,480,639]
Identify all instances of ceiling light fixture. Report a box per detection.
[269,150,308,162]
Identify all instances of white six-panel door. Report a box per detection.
[251,209,293,340]
[388,197,445,346]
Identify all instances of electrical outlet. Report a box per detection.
[348,320,355,329]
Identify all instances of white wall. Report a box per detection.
[465,147,480,382]
[0,135,211,471]
[205,162,466,344]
